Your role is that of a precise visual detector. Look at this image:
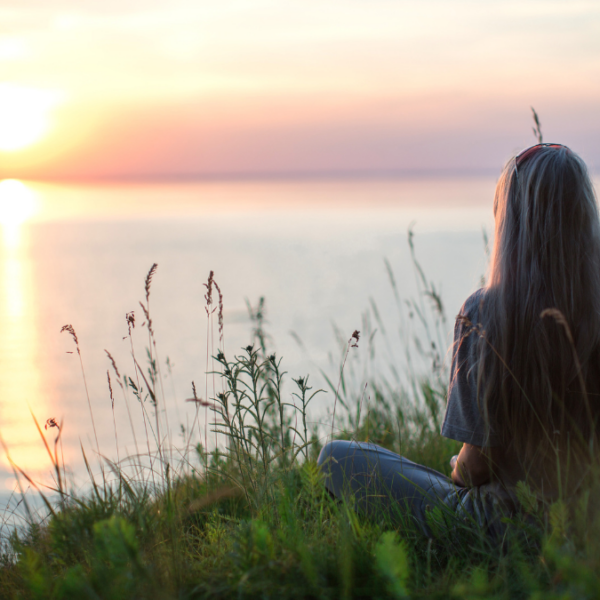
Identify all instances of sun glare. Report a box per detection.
[0,179,37,224]
[0,84,62,152]
[0,181,47,475]
[0,179,38,249]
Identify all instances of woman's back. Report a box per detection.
[461,144,600,498]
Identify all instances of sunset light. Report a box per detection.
[0,180,37,225]
[0,179,38,249]
[1,0,600,592]
[0,179,46,477]
[1,3,599,179]
[0,84,62,152]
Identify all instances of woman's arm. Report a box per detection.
[450,443,492,487]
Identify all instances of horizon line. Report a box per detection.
[4,166,506,185]
[6,164,600,185]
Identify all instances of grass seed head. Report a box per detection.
[185,397,215,408]
[60,324,80,353]
[145,263,158,303]
[126,311,136,335]
[104,349,121,379]
[213,278,224,342]
[204,270,214,310]
[107,370,115,409]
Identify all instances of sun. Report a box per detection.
[0,84,62,152]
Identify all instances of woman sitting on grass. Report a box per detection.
[318,143,600,536]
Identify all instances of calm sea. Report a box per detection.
[0,175,504,505]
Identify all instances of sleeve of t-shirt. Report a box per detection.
[441,292,500,447]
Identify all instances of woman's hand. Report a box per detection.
[451,444,491,487]
[449,455,458,471]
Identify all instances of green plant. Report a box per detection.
[3,229,600,600]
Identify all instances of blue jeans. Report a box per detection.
[318,440,516,537]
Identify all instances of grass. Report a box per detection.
[1,243,600,599]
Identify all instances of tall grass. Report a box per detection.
[1,239,600,599]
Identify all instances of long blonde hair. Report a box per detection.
[476,145,600,466]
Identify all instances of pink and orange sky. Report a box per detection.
[1,0,600,180]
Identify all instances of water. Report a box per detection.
[0,176,499,499]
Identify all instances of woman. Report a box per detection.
[318,143,600,535]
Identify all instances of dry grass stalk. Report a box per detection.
[531,106,543,144]
[126,311,135,335]
[331,330,360,441]
[104,349,121,379]
[59,324,79,352]
[139,301,154,338]
[46,417,67,489]
[141,263,171,474]
[213,278,224,345]
[105,350,143,479]
[44,418,59,431]
[145,263,158,303]
[186,380,202,454]
[0,434,36,523]
[203,271,216,476]
[355,382,369,440]
[43,416,66,495]
[105,348,141,455]
[211,274,225,469]
[107,349,138,445]
[185,397,216,408]
[107,370,120,465]
[204,271,214,312]
[60,323,102,476]
[30,410,64,497]
[126,310,154,488]
[186,380,215,409]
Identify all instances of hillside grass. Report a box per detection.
[1,257,600,599]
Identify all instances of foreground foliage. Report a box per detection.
[2,347,600,599]
[2,257,600,599]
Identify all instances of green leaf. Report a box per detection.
[374,531,409,598]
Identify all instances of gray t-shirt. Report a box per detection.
[441,289,500,448]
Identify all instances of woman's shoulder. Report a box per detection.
[459,288,485,319]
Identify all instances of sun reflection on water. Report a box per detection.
[0,179,38,250]
[0,179,49,482]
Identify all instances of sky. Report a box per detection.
[1,0,600,180]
